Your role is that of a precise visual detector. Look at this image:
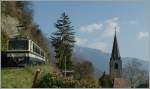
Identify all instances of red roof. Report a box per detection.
[113,78,130,88]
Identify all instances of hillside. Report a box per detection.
[1,64,54,88]
[1,1,54,88]
[1,1,51,62]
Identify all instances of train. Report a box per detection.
[3,37,46,67]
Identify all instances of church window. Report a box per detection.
[114,63,118,69]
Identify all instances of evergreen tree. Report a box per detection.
[50,12,75,70]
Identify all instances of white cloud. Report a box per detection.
[103,17,120,37]
[112,17,119,21]
[138,32,149,40]
[129,20,138,24]
[88,42,108,52]
[75,37,88,45]
[79,23,103,33]
[79,17,120,37]
[77,17,120,52]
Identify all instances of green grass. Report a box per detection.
[1,64,54,88]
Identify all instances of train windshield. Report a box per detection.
[8,40,28,50]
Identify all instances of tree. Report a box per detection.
[16,1,33,26]
[73,60,95,80]
[50,12,75,70]
[122,59,148,88]
[99,72,113,88]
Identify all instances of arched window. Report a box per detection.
[114,63,118,69]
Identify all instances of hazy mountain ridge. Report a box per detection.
[73,46,110,73]
[73,46,149,74]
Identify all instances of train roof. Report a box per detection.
[9,36,30,40]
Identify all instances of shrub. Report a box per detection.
[34,73,62,88]
[34,72,99,88]
[76,79,99,88]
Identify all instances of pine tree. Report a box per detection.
[50,12,75,70]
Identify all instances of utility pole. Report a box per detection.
[65,55,66,78]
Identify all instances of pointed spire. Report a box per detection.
[103,71,105,75]
[115,26,117,36]
[111,27,120,60]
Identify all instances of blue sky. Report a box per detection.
[32,1,149,61]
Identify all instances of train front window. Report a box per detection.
[8,40,28,50]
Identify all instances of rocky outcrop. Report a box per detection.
[1,14,19,38]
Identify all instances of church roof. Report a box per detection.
[111,30,120,60]
[113,78,130,88]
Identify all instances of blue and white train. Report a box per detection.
[6,37,46,66]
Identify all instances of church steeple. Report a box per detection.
[111,29,120,60]
[109,27,122,79]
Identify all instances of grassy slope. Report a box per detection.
[1,64,54,88]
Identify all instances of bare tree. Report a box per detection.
[122,59,148,88]
[73,60,95,80]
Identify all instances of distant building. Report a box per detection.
[109,30,122,79]
[99,30,130,88]
[113,78,130,88]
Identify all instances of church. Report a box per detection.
[99,29,130,88]
[109,30,122,79]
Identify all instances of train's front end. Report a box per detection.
[6,37,46,67]
[7,38,30,67]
